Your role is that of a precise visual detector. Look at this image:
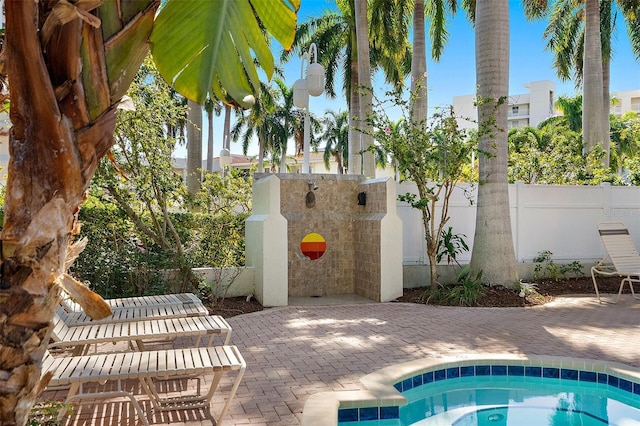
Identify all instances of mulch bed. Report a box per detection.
[206,276,626,317]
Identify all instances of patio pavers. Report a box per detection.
[44,294,640,425]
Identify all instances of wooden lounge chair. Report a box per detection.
[43,345,245,426]
[591,221,640,303]
[51,311,232,355]
[58,301,209,326]
[61,291,205,311]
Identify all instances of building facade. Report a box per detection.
[453,80,557,132]
[611,89,640,117]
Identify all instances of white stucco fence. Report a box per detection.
[201,182,640,296]
[398,181,640,267]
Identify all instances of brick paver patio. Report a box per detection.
[44,295,640,425]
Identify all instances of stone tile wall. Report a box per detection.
[279,174,362,297]
[353,181,387,302]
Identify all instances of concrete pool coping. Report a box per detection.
[302,353,640,425]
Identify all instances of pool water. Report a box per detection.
[340,375,640,426]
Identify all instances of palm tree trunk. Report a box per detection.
[469,0,518,288]
[187,100,203,196]
[280,142,288,173]
[206,107,214,173]
[583,0,605,163]
[602,56,611,164]
[223,104,234,173]
[411,0,428,127]
[1,1,158,423]
[348,26,362,175]
[355,0,376,178]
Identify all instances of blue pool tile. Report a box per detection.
[543,367,560,379]
[380,406,400,420]
[608,376,619,387]
[619,378,633,393]
[634,382,640,395]
[460,366,475,377]
[525,366,542,377]
[338,408,358,422]
[412,375,423,388]
[598,373,608,384]
[422,371,434,384]
[447,367,460,379]
[359,407,379,421]
[561,369,579,380]
[492,365,507,376]
[579,371,597,383]
[402,378,413,391]
[434,369,446,381]
[508,366,525,376]
[476,365,491,376]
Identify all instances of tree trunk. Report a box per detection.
[187,100,202,195]
[469,0,518,288]
[206,107,214,173]
[602,55,611,165]
[355,0,376,178]
[348,30,361,175]
[582,0,605,162]
[1,1,159,424]
[223,104,234,173]
[411,0,428,127]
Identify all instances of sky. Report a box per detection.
[176,0,640,160]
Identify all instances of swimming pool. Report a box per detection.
[302,355,640,426]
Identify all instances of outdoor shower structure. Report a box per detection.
[246,173,403,307]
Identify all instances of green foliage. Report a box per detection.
[421,265,484,307]
[28,401,73,426]
[436,227,469,267]
[75,57,250,299]
[533,250,583,281]
[507,123,619,185]
[73,194,248,299]
[508,97,640,186]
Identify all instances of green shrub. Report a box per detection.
[71,195,247,298]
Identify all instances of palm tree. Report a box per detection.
[554,94,583,132]
[1,1,296,422]
[467,0,519,287]
[321,110,350,173]
[271,78,303,172]
[355,0,375,177]
[230,83,280,172]
[409,0,457,126]
[528,0,640,166]
[282,0,411,175]
[583,0,606,162]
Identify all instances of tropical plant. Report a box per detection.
[610,111,640,176]
[410,0,458,126]
[527,0,640,166]
[95,57,202,293]
[436,227,469,267]
[365,89,475,291]
[231,82,280,171]
[1,0,297,422]
[271,78,322,171]
[320,109,350,173]
[282,0,411,175]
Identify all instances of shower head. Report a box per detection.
[308,180,318,191]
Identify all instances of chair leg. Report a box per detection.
[590,268,602,303]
